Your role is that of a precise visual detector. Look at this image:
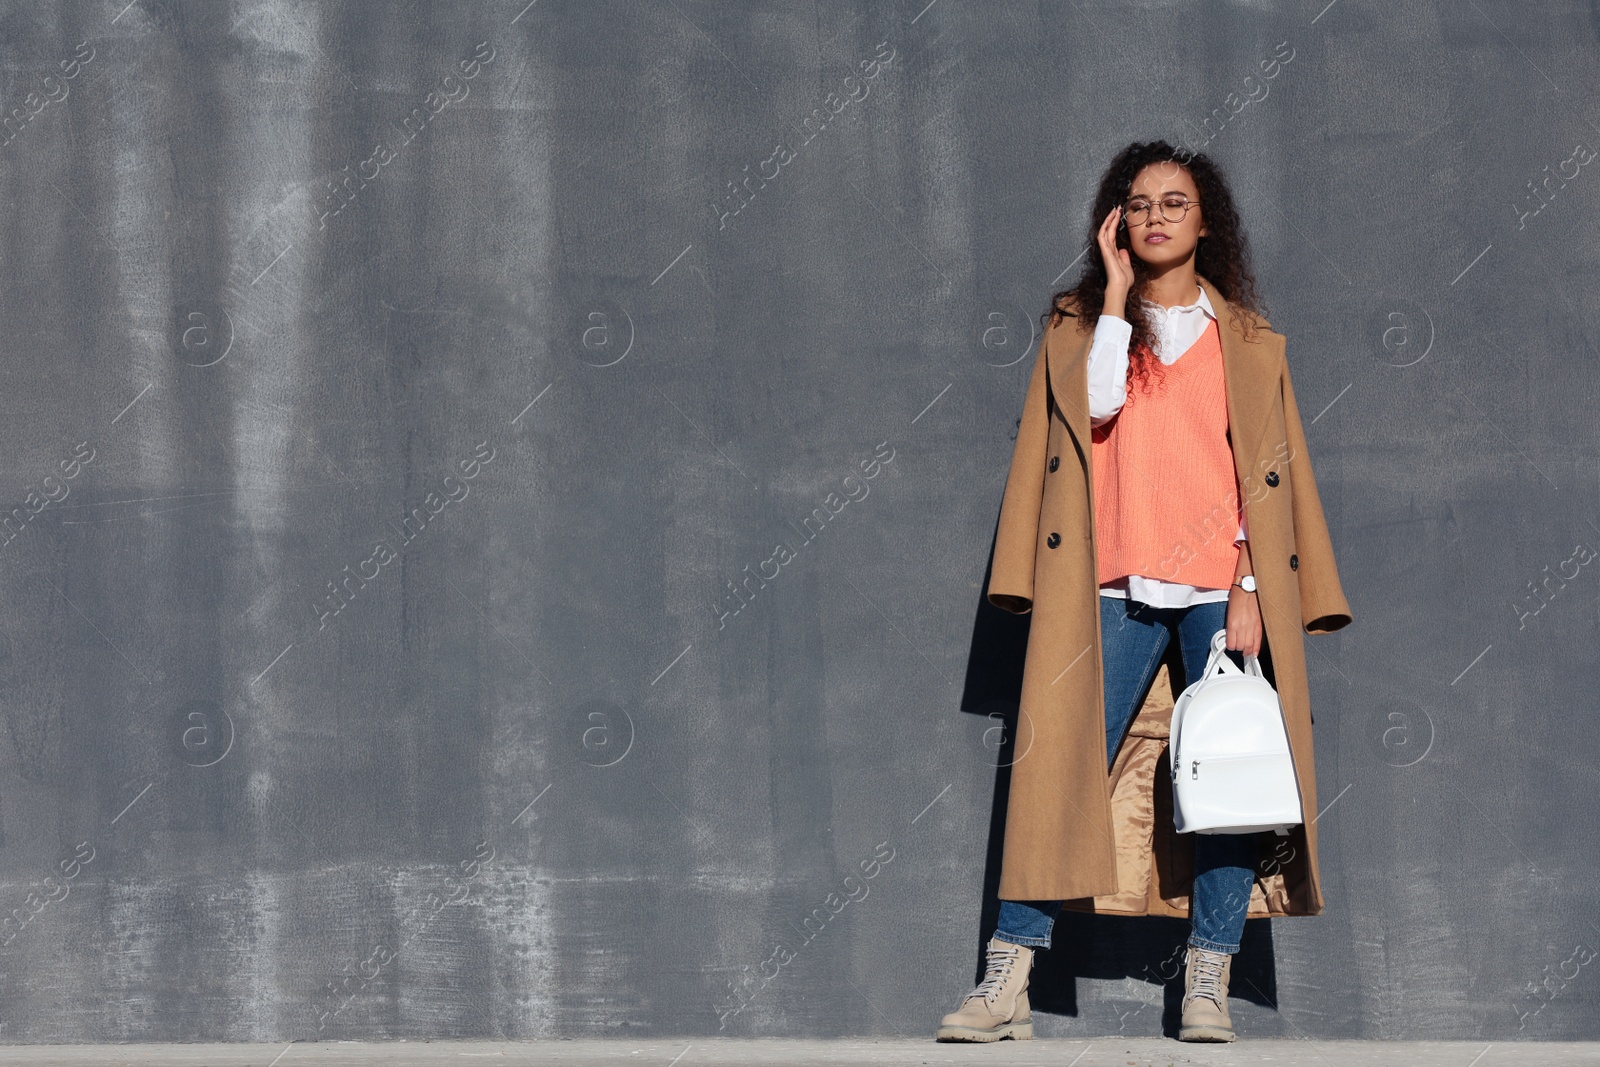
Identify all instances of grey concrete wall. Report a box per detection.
[0,0,1594,1044]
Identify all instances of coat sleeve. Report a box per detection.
[1282,349,1353,634]
[987,330,1051,615]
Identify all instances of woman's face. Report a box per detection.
[1122,162,1208,267]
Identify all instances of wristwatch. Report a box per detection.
[1233,574,1257,593]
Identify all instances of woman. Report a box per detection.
[937,141,1352,1044]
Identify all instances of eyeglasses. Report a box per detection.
[1122,195,1202,225]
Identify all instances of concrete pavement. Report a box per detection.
[0,1040,1593,1066]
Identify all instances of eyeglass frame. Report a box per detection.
[1119,195,1203,226]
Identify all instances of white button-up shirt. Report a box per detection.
[1086,285,1248,608]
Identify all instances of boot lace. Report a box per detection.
[968,942,1022,1003]
[1188,948,1228,1008]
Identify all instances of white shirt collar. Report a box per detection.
[1137,285,1217,320]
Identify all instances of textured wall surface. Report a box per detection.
[0,0,1596,1044]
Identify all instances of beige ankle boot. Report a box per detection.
[934,936,1034,1042]
[1178,944,1237,1042]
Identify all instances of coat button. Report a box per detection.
[1046,532,1061,549]
[1289,553,1298,570]
[1265,470,1279,487]
[1049,456,1060,472]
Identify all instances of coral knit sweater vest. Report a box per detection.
[1090,316,1241,591]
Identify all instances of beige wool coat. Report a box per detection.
[987,273,1352,918]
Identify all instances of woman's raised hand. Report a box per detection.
[1097,205,1133,315]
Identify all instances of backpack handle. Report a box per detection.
[1203,627,1264,680]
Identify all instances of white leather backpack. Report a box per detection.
[1169,629,1304,836]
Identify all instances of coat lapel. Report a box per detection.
[1045,273,1281,480]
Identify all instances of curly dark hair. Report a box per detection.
[1044,140,1269,394]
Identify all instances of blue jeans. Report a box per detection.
[996,596,1261,955]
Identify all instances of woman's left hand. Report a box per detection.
[1225,587,1263,657]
